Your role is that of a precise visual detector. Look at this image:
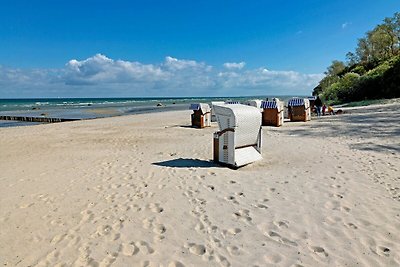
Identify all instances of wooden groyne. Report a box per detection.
[0,115,80,123]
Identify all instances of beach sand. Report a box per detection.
[0,102,399,266]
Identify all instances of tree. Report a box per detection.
[356,37,371,63]
[325,60,346,76]
[346,52,358,66]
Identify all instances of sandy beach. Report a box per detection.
[0,102,399,267]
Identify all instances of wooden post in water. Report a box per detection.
[0,115,79,123]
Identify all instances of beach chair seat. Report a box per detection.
[213,104,262,168]
[190,103,211,128]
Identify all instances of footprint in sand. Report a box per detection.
[227,245,240,256]
[311,246,329,257]
[95,225,113,236]
[147,203,164,213]
[225,195,239,204]
[215,254,231,267]
[120,242,139,256]
[267,231,298,247]
[153,224,167,235]
[195,222,205,233]
[254,203,268,209]
[99,252,118,266]
[378,246,391,256]
[185,243,207,256]
[135,241,155,255]
[233,209,252,223]
[346,222,358,229]
[222,227,242,238]
[206,185,215,191]
[235,192,245,197]
[274,220,289,228]
[341,206,351,212]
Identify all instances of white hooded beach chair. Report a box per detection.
[211,101,225,122]
[261,99,284,127]
[213,104,262,168]
[287,98,311,122]
[244,99,263,111]
[190,103,211,128]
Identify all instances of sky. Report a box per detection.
[0,0,399,98]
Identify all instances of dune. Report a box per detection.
[0,101,399,266]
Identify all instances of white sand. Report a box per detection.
[0,102,399,267]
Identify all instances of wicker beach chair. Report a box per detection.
[190,103,211,128]
[287,98,311,122]
[213,104,262,168]
[261,99,284,126]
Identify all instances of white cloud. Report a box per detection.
[342,22,351,29]
[223,62,246,70]
[0,55,323,97]
[64,53,167,85]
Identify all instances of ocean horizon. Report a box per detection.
[0,95,307,127]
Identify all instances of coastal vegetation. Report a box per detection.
[313,12,400,104]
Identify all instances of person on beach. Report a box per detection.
[328,105,335,115]
[315,96,322,117]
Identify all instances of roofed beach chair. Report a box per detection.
[211,101,225,122]
[244,99,263,111]
[261,99,284,127]
[287,98,311,122]
[190,103,211,128]
[213,104,262,168]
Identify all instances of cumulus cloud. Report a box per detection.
[0,55,323,97]
[223,62,246,70]
[65,54,167,85]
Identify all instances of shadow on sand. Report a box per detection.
[153,158,219,168]
[285,106,400,153]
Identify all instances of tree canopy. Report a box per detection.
[313,12,400,104]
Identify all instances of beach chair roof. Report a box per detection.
[213,104,261,147]
[225,100,240,104]
[189,103,210,113]
[288,98,310,107]
[261,100,284,111]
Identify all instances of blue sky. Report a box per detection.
[0,1,399,98]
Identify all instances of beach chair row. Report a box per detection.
[189,98,312,129]
[187,98,312,169]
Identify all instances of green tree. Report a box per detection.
[325,60,346,76]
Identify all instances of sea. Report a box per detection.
[0,96,299,128]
